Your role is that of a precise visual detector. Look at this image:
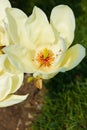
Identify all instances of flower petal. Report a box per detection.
[0,20,10,46]
[0,54,20,74]
[5,7,29,47]
[25,6,55,46]
[33,67,65,79]
[10,73,23,93]
[3,44,36,73]
[60,44,85,71]
[0,73,12,101]
[50,5,75,48]
[0,94,28,107]
[0,54,24,100]
[0,0,11,21]
[51,37,66,65]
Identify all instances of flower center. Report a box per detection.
[36,48,54,67]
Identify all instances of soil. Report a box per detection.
[0,74,45,130]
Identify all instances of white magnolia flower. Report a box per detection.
[3,5,85,79]
[0,0,28,107]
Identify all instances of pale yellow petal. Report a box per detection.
[0,23,5,46]
[50,5,75,48]
[5,8,29,47]
[33,67,65,79]
[25,6,55,46]
[0,94,28,107]
[3,45,36,73]
[0,54,21,74]
[0,0,11,20]
[10,73,23,93]
[0,73,12,101]
[0,54,23,100]
[60,44,85,70]
[51,37,66,65]
[0,21,10,46]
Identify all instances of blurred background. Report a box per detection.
[7,0,87,129]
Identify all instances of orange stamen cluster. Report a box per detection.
[37,48,54,67]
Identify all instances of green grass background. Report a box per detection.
[10,0,87,129]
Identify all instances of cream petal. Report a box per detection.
[0,55,9,71]
[0,55,24,100]
[0,21,10,46]
[33,67,65,79]
[25,6,55,46]
[4,23,11,46]
[51,37,66,65]
[5,8,30,47]
[3,45,36,73]
[10,73,23,93]
[0,73,12,101]
[50,5,75,48]
[0,0,11,21]
[0,54,21,74]
[0,23,5,46]
[60,44,85,71]
[0,94,28,107]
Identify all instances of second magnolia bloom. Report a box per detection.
[3,5,85,79]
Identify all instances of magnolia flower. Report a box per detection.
[0,0,28,107]
[3,5,85,79]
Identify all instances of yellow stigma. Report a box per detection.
[43,48,49,59]
[37,48,54,67]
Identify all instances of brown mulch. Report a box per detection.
[0,74,45,130]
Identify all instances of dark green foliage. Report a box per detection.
[9,0,87,129]
[9,0,84,17]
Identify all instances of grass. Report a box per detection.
[10,0,87,129]
[32,72,87,130]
